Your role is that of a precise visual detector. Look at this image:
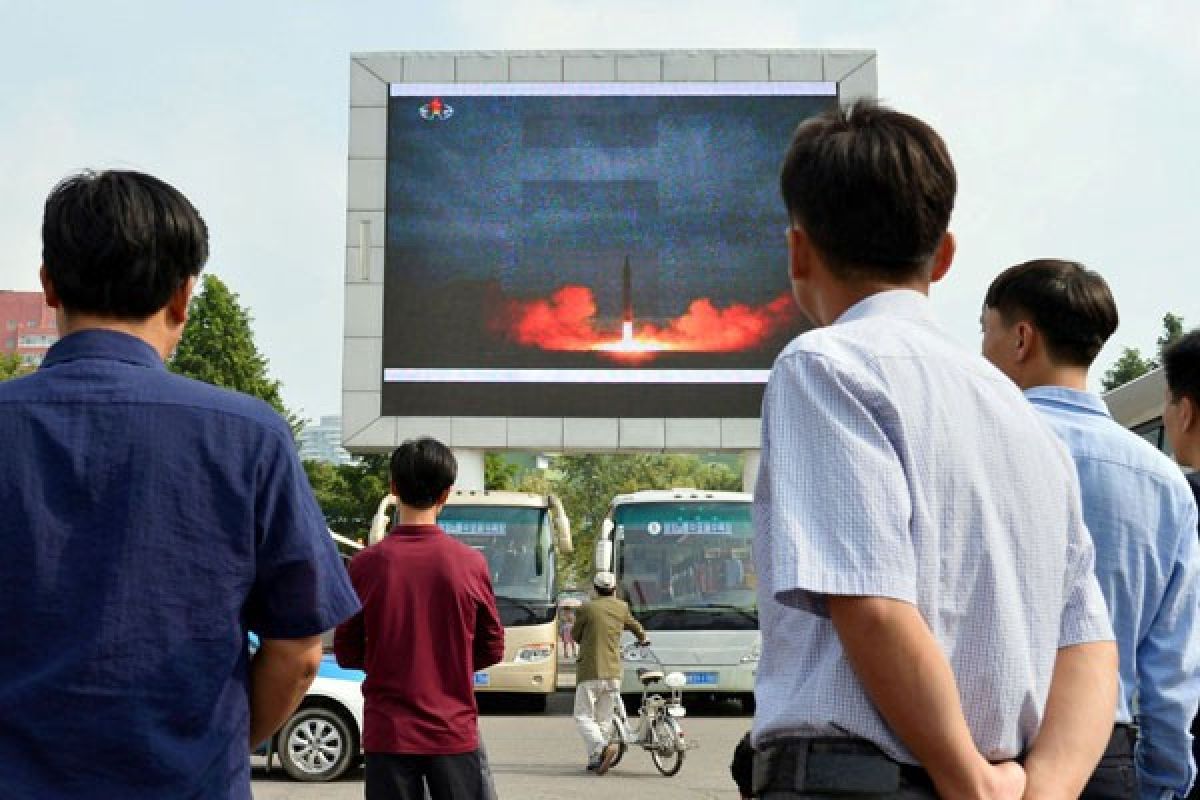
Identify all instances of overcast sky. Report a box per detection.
[2,0,1197,420]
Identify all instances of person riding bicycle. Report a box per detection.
[571,571,649,775]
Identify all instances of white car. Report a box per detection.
[266,653,365,782]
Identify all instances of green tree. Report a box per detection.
[0,353,33,381]
[1157,312,1185,361]
[1102,347,1155,391]
[302,454,390,541]
[1102,312,1187,391]
[170,274,299,434]
[484,453,520,490]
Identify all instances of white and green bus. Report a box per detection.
[593,489,758,712]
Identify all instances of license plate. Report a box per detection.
[684,671,718,686]
[473,672,490,687]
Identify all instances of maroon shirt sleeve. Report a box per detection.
[333,552,368,669]
[472,560,505,671]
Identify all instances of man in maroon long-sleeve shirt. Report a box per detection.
[335,438,505,800]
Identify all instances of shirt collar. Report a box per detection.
[388,524,443,537]
[41,329,166,371]
[834,289,934,326]
[1023,385,1111,418]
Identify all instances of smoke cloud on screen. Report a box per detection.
[493,284,798,361]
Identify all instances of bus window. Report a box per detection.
[613,501,756,631]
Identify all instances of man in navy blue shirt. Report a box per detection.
[0,170,361,798]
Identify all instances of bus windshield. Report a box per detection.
[614,501,757,631]
[439,505,556,625]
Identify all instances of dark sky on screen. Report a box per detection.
[386,92,834,319]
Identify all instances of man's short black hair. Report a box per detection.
[1164,330,1200,405]
[390,437,457,510]
[42,170,208,319]
[780,100,957,282]
[984,259,1118,368]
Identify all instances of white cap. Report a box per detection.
[593,571,617,590]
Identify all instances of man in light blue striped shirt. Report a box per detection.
[752,102,1119,800]
[983,260,1200,800]
[1163,330,1200,800]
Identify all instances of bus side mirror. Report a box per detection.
[548,495,573,555]
[594,539,613,574]
[368,495,397,546]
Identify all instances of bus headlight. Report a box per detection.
[514,644,554,664]
[739,645,761,664]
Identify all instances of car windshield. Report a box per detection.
[614,501,757,630]
[439,505,554,604]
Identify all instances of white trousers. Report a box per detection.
[573,678,621,758]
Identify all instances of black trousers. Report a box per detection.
[1080,725,1139,800]
[365,750,488,800]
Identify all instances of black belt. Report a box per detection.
[753,737,934,796]
[1102,723,1138,760]
[753,727,1135,796]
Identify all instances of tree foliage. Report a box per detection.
[1102,312,1186,391]
[303,454,390,542]
[484,453,520,490]
[1157,312,1185,361]
[0,353,33,382]
[1102,347,1156,392]
[170,274,299,434]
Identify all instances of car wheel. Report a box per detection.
[278,705,357,782]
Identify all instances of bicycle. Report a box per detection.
[603,645,692,776]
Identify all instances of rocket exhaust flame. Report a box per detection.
[494,284,797,362]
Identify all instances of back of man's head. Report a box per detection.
[984,259,1118,368]
[1164,330,1200,407]
[42,170,208,319]
[780,100,956,283]
[390,437,457,510]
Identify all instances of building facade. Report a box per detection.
[0,291,58,366]
[299,415,357,466]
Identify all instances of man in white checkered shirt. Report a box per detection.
[748,102,1118,800]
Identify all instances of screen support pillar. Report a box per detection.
[742,450,760,494]
[453,449,485,491]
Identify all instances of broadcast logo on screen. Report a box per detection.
[418,97,454,121]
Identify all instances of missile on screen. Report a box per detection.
[622,256,634,341]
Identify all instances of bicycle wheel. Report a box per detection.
[606,717,629,769]
[649,716,685,776]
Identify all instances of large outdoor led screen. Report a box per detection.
[382,82,837,418]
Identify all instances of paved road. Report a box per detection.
[252,691,750,799]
